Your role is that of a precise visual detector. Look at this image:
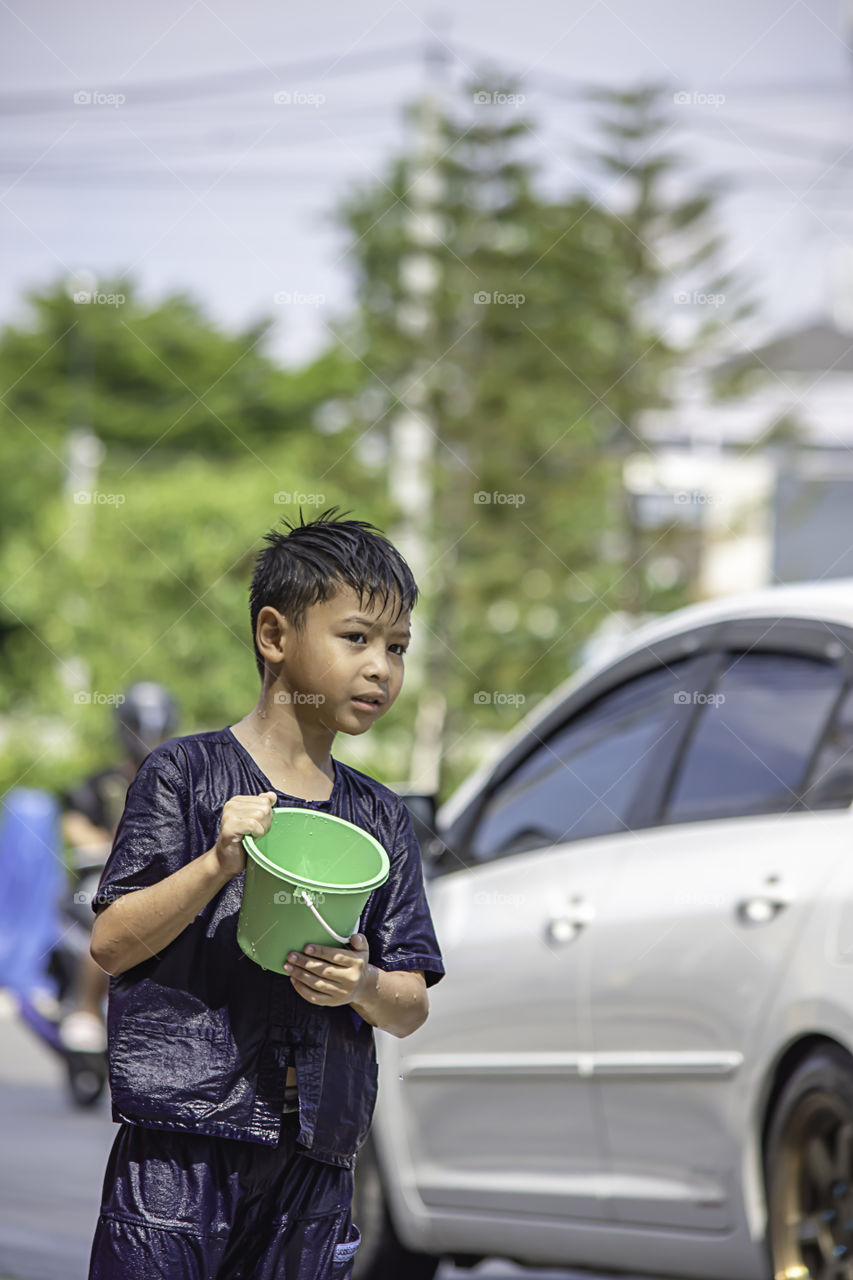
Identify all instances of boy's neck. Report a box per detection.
[230,697,335,782]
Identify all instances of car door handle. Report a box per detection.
[545,898,596,945]
[736,876,796,925]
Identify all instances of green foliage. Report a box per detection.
[0,282,397,797]
[0,80,752,809]
[336,81,714,793]
[0,281,360,465]
[0,454,350,796]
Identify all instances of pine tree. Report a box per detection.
[336,81,629,793]
[582,83,754,614]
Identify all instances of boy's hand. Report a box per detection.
[214,791,278,880]
[284,933,371,1007]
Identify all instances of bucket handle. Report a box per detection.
[294,889,352,946]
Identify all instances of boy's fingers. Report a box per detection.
[291,944,355,968]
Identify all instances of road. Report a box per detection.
[0,999,643,1280]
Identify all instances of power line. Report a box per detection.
[0,116,399,163]
[449,40,853,100]
[3,134,849,192]
[2,35,850,194]
[7,174,848,197]
[0,168,370,189]
[443,44,853,166]
[0,43,423,117]
[2,34,848,125]
[673,116,853,168]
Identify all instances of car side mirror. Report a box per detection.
[400,793,447,865]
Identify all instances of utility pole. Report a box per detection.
[389,23,450,795]
[64,271,103,553]
[63,270,104,702]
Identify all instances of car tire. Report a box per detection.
[352,1135,440,1280]
[765,1043,853,1280]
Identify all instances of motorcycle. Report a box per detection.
[0,788,108,1108]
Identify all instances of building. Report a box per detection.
[626,315,853,598]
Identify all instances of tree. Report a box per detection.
[0,281,400,795]
[0,279,360,461]
[581,83,755,615]
[335,80,638,795]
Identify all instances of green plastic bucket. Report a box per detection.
[237,807,390,973]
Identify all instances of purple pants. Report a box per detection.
[88,1113,361,1279]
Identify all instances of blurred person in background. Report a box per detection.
[59,682,178,1053]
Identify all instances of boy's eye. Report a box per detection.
[343,633,408,655]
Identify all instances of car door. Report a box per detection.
[586,617,853,1232]
[393,653,706,1224]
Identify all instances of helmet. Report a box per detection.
[116,683,179,764]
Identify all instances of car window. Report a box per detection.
[664,651,843,825]
[802,684,853,810]
[468,661,690,862]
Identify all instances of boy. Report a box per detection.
[87,507,445,1280]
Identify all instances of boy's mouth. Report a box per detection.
[351,694,385,711]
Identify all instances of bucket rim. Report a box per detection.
[242,806,390,893]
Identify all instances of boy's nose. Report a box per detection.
[363,650,391,680]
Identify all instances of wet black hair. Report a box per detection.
[249,506,419,679]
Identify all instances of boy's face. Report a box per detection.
[266,585,412,735]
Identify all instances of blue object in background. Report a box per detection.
[0,788,64,993]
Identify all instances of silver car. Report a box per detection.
[354,578,853,1280]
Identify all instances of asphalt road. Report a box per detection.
[0,998,632,1280]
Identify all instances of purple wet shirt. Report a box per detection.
[95,727,445,1168]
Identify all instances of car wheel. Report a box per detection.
[765,1044,853,1280]
[352,1135,440,1280]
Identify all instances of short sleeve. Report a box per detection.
[360,801,445,988]
[93,750,189,914]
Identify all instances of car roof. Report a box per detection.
[599,577,853,664]
[437,576,853,831]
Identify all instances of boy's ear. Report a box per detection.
[255,606,289,666]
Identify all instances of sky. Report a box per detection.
[0,0,851,365]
